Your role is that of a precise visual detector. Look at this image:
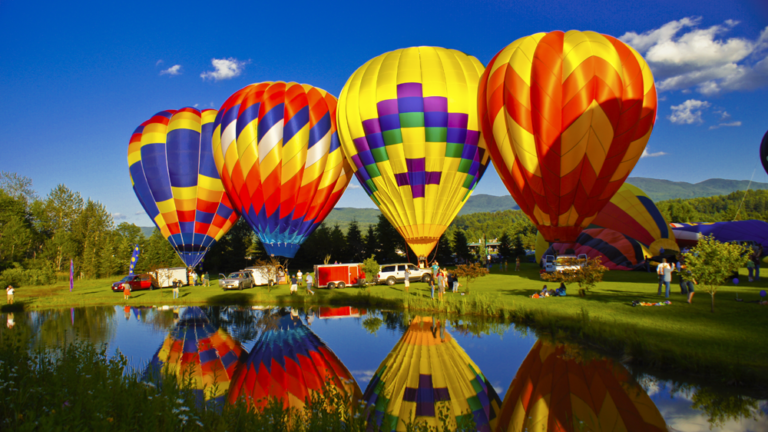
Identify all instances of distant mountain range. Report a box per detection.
[138,178,767,235]
[625,177,768,202]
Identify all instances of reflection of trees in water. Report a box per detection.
[143,308,177,332]
[201,306,277,344]
[28,307,117,348]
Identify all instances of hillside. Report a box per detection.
[457,194,518,214]
[626,177,768,202]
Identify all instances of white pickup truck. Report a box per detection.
[543,254,588,274]
[376,263,432,286]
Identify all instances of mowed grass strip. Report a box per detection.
[5,264,768,384]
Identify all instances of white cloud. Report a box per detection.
[200,58,247,81]
[709,121,742,130]
[160,65,181,76]
[351,370,375,384]
[641,148,667,158]
[112,213,127,220]
[156,59,163,66]
[134,211,144,215]
[194,103,199,108]
[348,184,361,189]
[668,99,710,124]
[620,18,768,94]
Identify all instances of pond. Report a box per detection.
[2,305,766,431]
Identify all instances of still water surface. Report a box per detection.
[2,305,766,431]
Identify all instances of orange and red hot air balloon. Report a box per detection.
[479,31,657,243]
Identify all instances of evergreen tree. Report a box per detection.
[453,230,471,263]
[512,234,526,260]
[376,214,401,263]
[435,234,453,264]
[498,232,512,259]
[364,225,378,259]
[330,224,347,262]
[346,220,364,262]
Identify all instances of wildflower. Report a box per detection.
[196,420,204,427]
[178,406,190,412]
[179,414,189,422]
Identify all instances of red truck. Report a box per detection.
[313,264,366,289]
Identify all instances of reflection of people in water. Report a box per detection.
[124,305,131,321]
[6,313,14,329]
[429,316,446,342]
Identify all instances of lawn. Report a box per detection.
[5,264,768,387]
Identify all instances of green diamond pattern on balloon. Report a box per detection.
[399,112,425,128]
[458,159,473,174]
[371,147,389,163]
[382,129,403,146]
[425,127,447,142]
[446,143,464,158]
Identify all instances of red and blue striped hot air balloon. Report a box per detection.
[212,82,353,258]
[128,108,239,267]
[144,307,246,404]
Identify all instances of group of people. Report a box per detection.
[187,270,209,287]
[289,270,314,295]
[421,262,461,301]
[530,283,567,298]
[656,257,695,303]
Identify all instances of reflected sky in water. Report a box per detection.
[1,305,765,431]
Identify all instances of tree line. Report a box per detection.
[657,189,768,224]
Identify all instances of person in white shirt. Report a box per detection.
[657,259,674,298]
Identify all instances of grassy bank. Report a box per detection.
[5,264,768,388]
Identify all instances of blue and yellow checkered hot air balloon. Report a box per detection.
[363,316,501,432]
[128,108,239,267]
[337,47,490,259]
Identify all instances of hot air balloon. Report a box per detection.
[337,47,490,259]
[211,82,353,258]
[128,108,239,267]
[542,228,650,271]
[761,130,768,175]
[496,340,667,432]
[227,311,361,412]
[363,316,501,432]
[590,183,677,256]
[144,307,247,403]
[479,31,657,243]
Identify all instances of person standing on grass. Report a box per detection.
[431,261,439,278]
[173,280,179,299]
[748,257,755,282]
[290,274,298,294]
[297,270,303,287]
[204,272,210,287]
[515,257,520,271]
[123,283,131,301]
[6,285,14,305]
[429,277,435,300]
[656,259,666,295]
[658,258,673,298]
[676,256,687,295]
[305,273,315,296]
[404,266,410,293]
[753,245,762,281]
[682,264,696,304]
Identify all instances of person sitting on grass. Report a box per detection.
[556,283,567,296]
[531,285,551,298]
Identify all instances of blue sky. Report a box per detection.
[1,0,767,226]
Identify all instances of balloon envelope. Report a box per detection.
[212,82,353,258]
[227,312,361,412]
[479,31,657,243]
[128,108,239,267]
[496,340,667,432]
[363,316,501,432]
[543,228,649,271]
[337,47,490,258]
[760,129,768,175]
[144,307,246,403]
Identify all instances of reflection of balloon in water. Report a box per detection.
[760,129,768,175]
[543,228,649,271]
[129,108,239,267]
[590,183,677,256]
[227,313,361,412]
[144,307,246,403]
[212,82,353,258]
[363,316,501,432]
[496,340,667,432]
[479,31,657,243]
[337,47,490,258]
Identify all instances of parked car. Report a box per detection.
[111,274,157,292]
[314,264,366,289]
[376,263,432,286]
[219,272,254,290]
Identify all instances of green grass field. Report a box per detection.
[5,264,768,387]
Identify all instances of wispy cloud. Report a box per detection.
[641,148,667,158]
[351,370,375,384]
[709,121,742,130]
[112,213,127,220]
[348,184,361,189]
[668,99,710,124]
[201,58,247,81]
[160,65,182,76]
[620,18,768,95]
[156,59,163,66]
[134,210,145,215]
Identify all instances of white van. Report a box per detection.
[151,267,188,288]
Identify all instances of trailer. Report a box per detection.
[151,267,189,288]
[313,263,366,289]
[243,265,278,286]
